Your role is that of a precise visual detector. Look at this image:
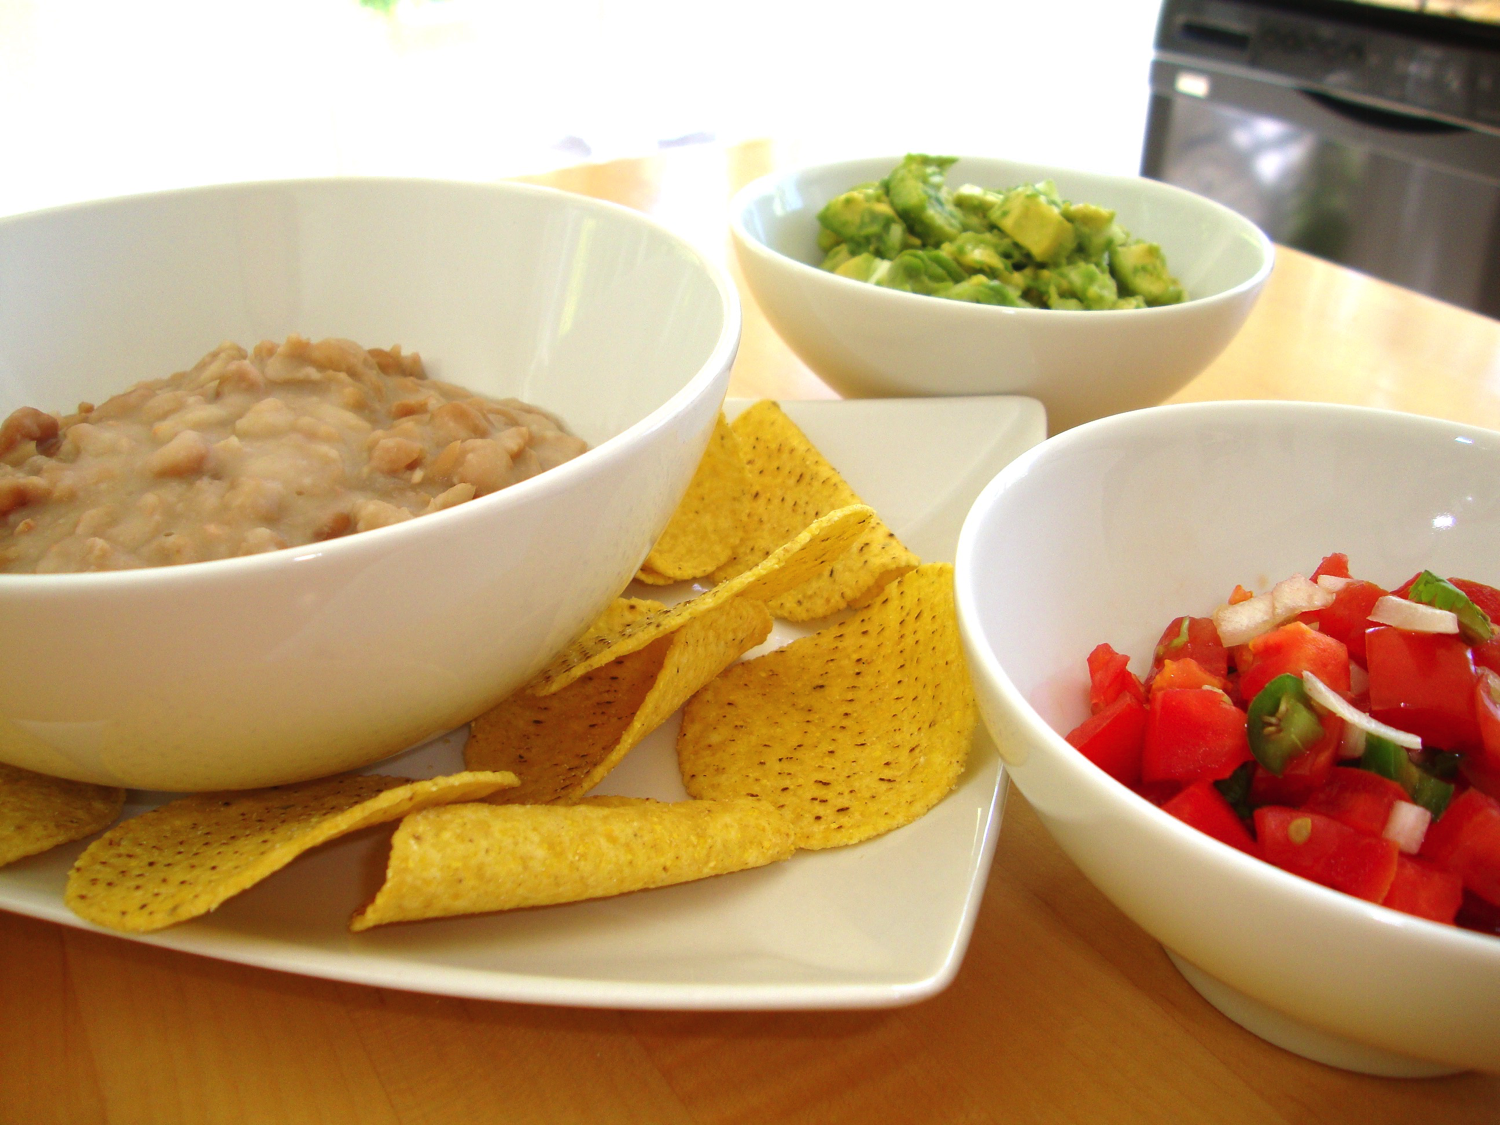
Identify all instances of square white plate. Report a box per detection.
[0,395,1044,1009]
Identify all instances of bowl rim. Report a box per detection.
[953,398,1500,961]
[729,153,1275,318]
[0,176,742,588]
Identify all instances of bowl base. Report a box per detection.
[1165,950,1463,1078]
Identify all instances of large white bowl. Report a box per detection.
[732,156,1272,432]
[0,179,739,791]
[955,401,1500,1077]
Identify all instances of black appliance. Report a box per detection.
[1143,0,1500,316]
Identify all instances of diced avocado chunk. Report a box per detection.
[1032,179,1064,205]
[833,252,892,285]
[875,249,967,295]
[1110,240,1186,306]
[939,276,1031,307]
[817,189,908,259]
[990,187,1077,264]
[821,244,855,272]
[952,183,1004,233]
[1047,261,1120,311]
[816,227,843,253]
[885,154,967,246]
[940,232,1017,278]
[1064,201,1124,260]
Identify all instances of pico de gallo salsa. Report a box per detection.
[1064,554,1500,936]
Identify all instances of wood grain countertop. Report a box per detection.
[4,140,1499,1124]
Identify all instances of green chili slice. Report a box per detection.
[1246,674,1325,776]
[1359,734,1455,818]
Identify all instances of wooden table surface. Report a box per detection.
[5,141,1500,1124]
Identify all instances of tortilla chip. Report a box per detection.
[350,796,794,930]
[468,597,772,804]
[0,763,125,868]
[677,564,975,850]
[529,504,875,697]
[64,770,517,932]
[636,412,749,584]
[583,596,664,639]
[712,401,919,621]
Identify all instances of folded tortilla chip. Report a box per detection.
[528,504,875,697]
[636,412,749,585]
[678,564,975,849]
[712,401,919,621]
[0,763,125,868]
[467,597,772,804]
[65,770,517,932]
[350,796,794,930]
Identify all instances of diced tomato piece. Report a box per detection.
[1132,780,1184,806]
[1161,780,1259,857]
[1238,622,1351,703]
[1421,788,1500,906]
[1256,806,1400,902]
[1087,643,1146,714]
[1065,692,1148,786]
[1474,669,1500,776]
[1453,579,1500,678]
[1302,767,1409,837]
[1463,754,1500,801]
[1310,553,1351,581]
[1317,579,1387,666]
[1472,640,1500,678]
[1381,855,1464,924]
[1148,617,1228,682]
[1143,688,1251,783]
[1366,627,1480,752]
[1150,657,1228,695]
[1250,714,1343,807]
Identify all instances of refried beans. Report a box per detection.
[0,336,588,573]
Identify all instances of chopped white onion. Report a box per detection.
[1339,721,1367,760]
[1368,595,1459,634]
[1214,593,1275,646]
[1348,661,1369,696]
[1302,671,1423,749]
[1214,576,1338,647]
[1272,573,1336,618]
[1383,801,1432,855]
[1316,574,1353,592]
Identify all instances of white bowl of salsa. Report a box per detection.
[0,179,739,791]
[954,401,1500,1076]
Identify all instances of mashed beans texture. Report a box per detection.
[0,337,588,573]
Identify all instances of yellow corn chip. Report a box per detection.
[678,564,975,850]
[65,770,517,932]
[529,504,875,697]
[468,597,772,804]
[0,763,125,868]
[350,796,794,930]
[583,596,664,638]
[712,401,919,621]
[636,412,750,584]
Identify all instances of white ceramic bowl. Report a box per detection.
[0,179,739,791]
[732,156,1272,433]
[955,401,1500,1077]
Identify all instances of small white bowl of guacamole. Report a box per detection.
[732,155,1272,432]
